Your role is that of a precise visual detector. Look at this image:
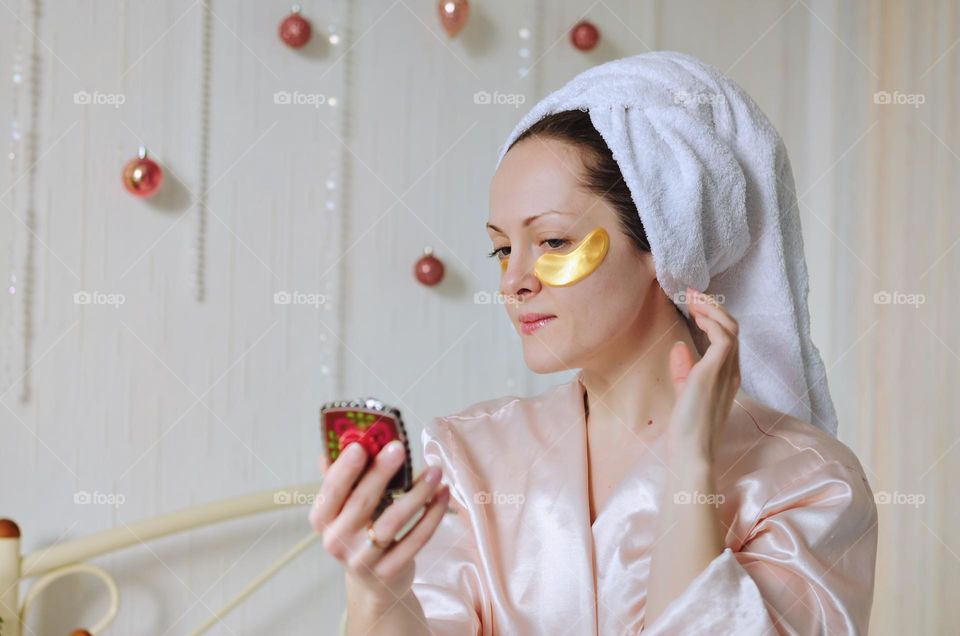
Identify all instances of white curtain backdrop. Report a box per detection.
[0,1,955,633]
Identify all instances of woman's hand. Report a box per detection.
[646,287,738,626]
[667,286,742,464]
[308,440,450,607]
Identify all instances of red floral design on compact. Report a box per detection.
[320,398,413,519]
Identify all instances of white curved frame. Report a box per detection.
[0,481,349,635]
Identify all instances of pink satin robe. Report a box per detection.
[411,370,878,635]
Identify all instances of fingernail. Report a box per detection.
[424,466,441,484]
[384,440,404,457]
[345,443,365,460]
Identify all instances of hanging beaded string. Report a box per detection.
[191,0,213,302]
[519,0,543,92]
[1,1,27,396]
[18,0,40,403]
[518,26,532,79]
[2,0,40,402]
[326,0,350,397]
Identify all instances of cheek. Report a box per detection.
[564,250,649,323]
[567,247,627,296]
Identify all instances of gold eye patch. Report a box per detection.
[498,226,609,287]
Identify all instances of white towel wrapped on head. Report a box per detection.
[496,50,838,438]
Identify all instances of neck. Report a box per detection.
[580,293,701,439]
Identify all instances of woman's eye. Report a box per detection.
[487,240,566,261]
[542,238,569,250]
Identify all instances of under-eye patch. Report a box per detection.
[499,226,609,286]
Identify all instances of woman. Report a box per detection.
[310,51,878,635]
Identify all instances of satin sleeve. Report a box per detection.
[643,459,878,635]
[409,416,484,636]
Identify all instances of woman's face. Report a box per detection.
[487,135,659,373]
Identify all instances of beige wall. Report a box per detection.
[0,0,955,633]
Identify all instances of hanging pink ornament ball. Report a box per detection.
[570,20,600,51]
[438,0,470,38]
[280,6,312,48]
[122,148,163,198]
[415,248,445,286]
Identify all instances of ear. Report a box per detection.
[669,340,694,395]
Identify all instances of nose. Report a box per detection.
[499,250,541,301]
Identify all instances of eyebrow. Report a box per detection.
[485,210,573,234]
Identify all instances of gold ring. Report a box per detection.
[366,524,393,550]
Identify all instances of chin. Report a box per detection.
[523,346,570,374]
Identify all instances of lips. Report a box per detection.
[519,313,556,335]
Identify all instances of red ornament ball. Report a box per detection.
[570,20,600,51]
[122,151,163,198]
[438,0,470,38]
[280,9,312,48]
[415,249,445,286]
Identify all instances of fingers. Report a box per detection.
[686,290,742,397]
[688,289,735,344]
[669,341,693,392]
[369,484,451,581]
[309,443,371,531]
[337,440,407,529]
[687,287,738,336]
[694,315,740,382]
[686,287,740,382]
[347,465,445,573]
[692,309,733,359]
[311,439,407,566]
[373,466,444,539]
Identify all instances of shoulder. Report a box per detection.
[717,393,872,496]
[421,376,578,477]
[426,377,572,438]
[440,393,526,423]
[717,395,878,549]
[423,393,523,446]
